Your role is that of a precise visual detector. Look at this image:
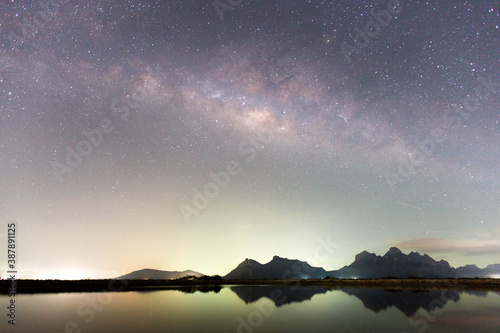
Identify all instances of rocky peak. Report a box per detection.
[355,250,370,258]
[384,247,404,257]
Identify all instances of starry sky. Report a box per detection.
[0,0,499,279]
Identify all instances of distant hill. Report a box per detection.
[223,256,327,280]
[116,269,204,280]
[455,264,500,278]
[455,264,484,278]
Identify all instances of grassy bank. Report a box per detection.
[1,278,499,294]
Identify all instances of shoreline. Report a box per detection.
[1,278,500,294]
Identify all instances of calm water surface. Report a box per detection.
[1,286,500,332]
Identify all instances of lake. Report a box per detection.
[1,285,500,332]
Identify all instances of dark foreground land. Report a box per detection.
[1,278,500,294]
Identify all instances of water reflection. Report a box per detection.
[1,286,499,333]
[168,285,222,294]
[341,288,460,316]
[228,286,500,319]
[230,285,328,306]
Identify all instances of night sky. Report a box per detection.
[0,0,499,279]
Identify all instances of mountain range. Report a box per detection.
[230,285,328,307]
[117,247,500,280]
[329,247,456,278]
[331,247,500,278]
[222,247,500,279]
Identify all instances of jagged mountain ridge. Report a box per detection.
[224,248,500,279]
[327,247,457,278]
[328,247,500,278]
[223,255,327,279]
[115,248,500,280]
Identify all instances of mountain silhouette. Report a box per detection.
[224,248,500,279]
[484,264,500,276]
[116,269,204,280]
[455,264,484,278]
[117,248,500,280]
[327,247,456,278]
[223,256,327,280]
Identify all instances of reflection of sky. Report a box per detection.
[1,288,500,332]
[433,293,500,331]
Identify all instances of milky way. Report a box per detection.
[0,0,499,278]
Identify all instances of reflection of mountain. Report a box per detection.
[172,285,222,294]
[230,286,327,307]
[342,288,461,317]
